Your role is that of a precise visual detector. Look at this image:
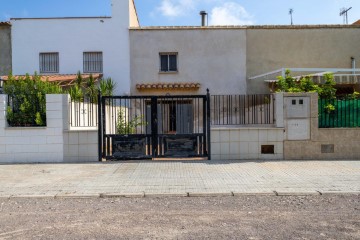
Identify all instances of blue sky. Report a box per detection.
[1,0,359,26]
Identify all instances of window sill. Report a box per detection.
[159,71,179,74]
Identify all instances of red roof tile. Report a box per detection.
[353,20,360,25]
[0,22,11,26]
[136,82,201,91]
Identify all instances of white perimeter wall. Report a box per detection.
[11,0,131,95]
[211,127,284,160]
[0,94,98,163]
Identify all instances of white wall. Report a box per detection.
[211,127,284,160]
[11,0,132,95]
[0,94,98,163]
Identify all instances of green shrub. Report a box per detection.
[4,73,63,127]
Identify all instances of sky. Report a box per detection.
[1,0,360,26]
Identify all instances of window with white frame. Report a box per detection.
[39,52,59,73]
[160,53,178,72]
[83,52,103,73]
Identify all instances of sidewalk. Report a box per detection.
[0,160,359,198]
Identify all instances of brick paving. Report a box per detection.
[0,160,359,197]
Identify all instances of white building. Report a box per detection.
[11,0,138,95]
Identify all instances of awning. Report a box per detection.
[249,68,360,84]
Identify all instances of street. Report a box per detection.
[0,195,359,239]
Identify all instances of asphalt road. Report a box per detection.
[0,195,359,240]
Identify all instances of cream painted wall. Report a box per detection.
[130,29,247,95]
[129,0,139,27]
[246,26,360,94]
[11,0,132,95]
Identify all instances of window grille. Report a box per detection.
[39,52,59,73]
[84,52,103,73]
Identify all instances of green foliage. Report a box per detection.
[68,85,83,102]
[75,71,83,87]
[275,70,337,100]
[299,76,320,93]
[116,109,146,135]
[276,69,298,92]
[318,73,337,100]
[86,74,98,101]
[324,103,335,113]
[99,78,116,96]
[346,91,360,100]
[4,73,63,127]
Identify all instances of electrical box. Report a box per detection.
[285,97,310,119]
[286,119,310,140]
[284,96,311,140]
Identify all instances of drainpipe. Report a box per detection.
[351,57,356,74]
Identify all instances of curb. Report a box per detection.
[232,192,275,196]
[274,191,321,196]
[100,192,145,198]
[188,192,233,197]
[145,193,189,198]
[55,194,101,199]
[0,191,358,199]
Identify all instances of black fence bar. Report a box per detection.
[210,94,275,125]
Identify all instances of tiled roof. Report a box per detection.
[353,20,360,25]
[0,22,11,26]
[131,24,360,31]
[136,83,201,91]
[1,74,103,86]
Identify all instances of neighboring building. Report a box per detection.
[10,0,139,95]
[0,22,11,76]
[130,24,360,95]
[246,25,360,94]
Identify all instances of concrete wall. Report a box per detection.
[0,23,12,76]
[246,26,360,94]
[211,127,284,160]
[130,28,247,95]
[283,93,360,160]
[0,94,98,163]
[11,0,132,95]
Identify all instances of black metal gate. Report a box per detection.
[98,91,210,160]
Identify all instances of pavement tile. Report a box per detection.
[0,160,359,197]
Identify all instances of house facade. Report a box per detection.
[130,25,360,95]
[0,22,11,76]
[130,27,247,96]
[10,0,138,95]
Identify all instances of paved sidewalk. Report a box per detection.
[0,160,359,198]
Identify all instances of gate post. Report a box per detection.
[151,96,158,158]
[97,90,102,162]
[206,89,211,160]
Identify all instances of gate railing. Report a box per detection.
[210,94,275,125]
[69,96,98,128]
[99,91,211,160]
